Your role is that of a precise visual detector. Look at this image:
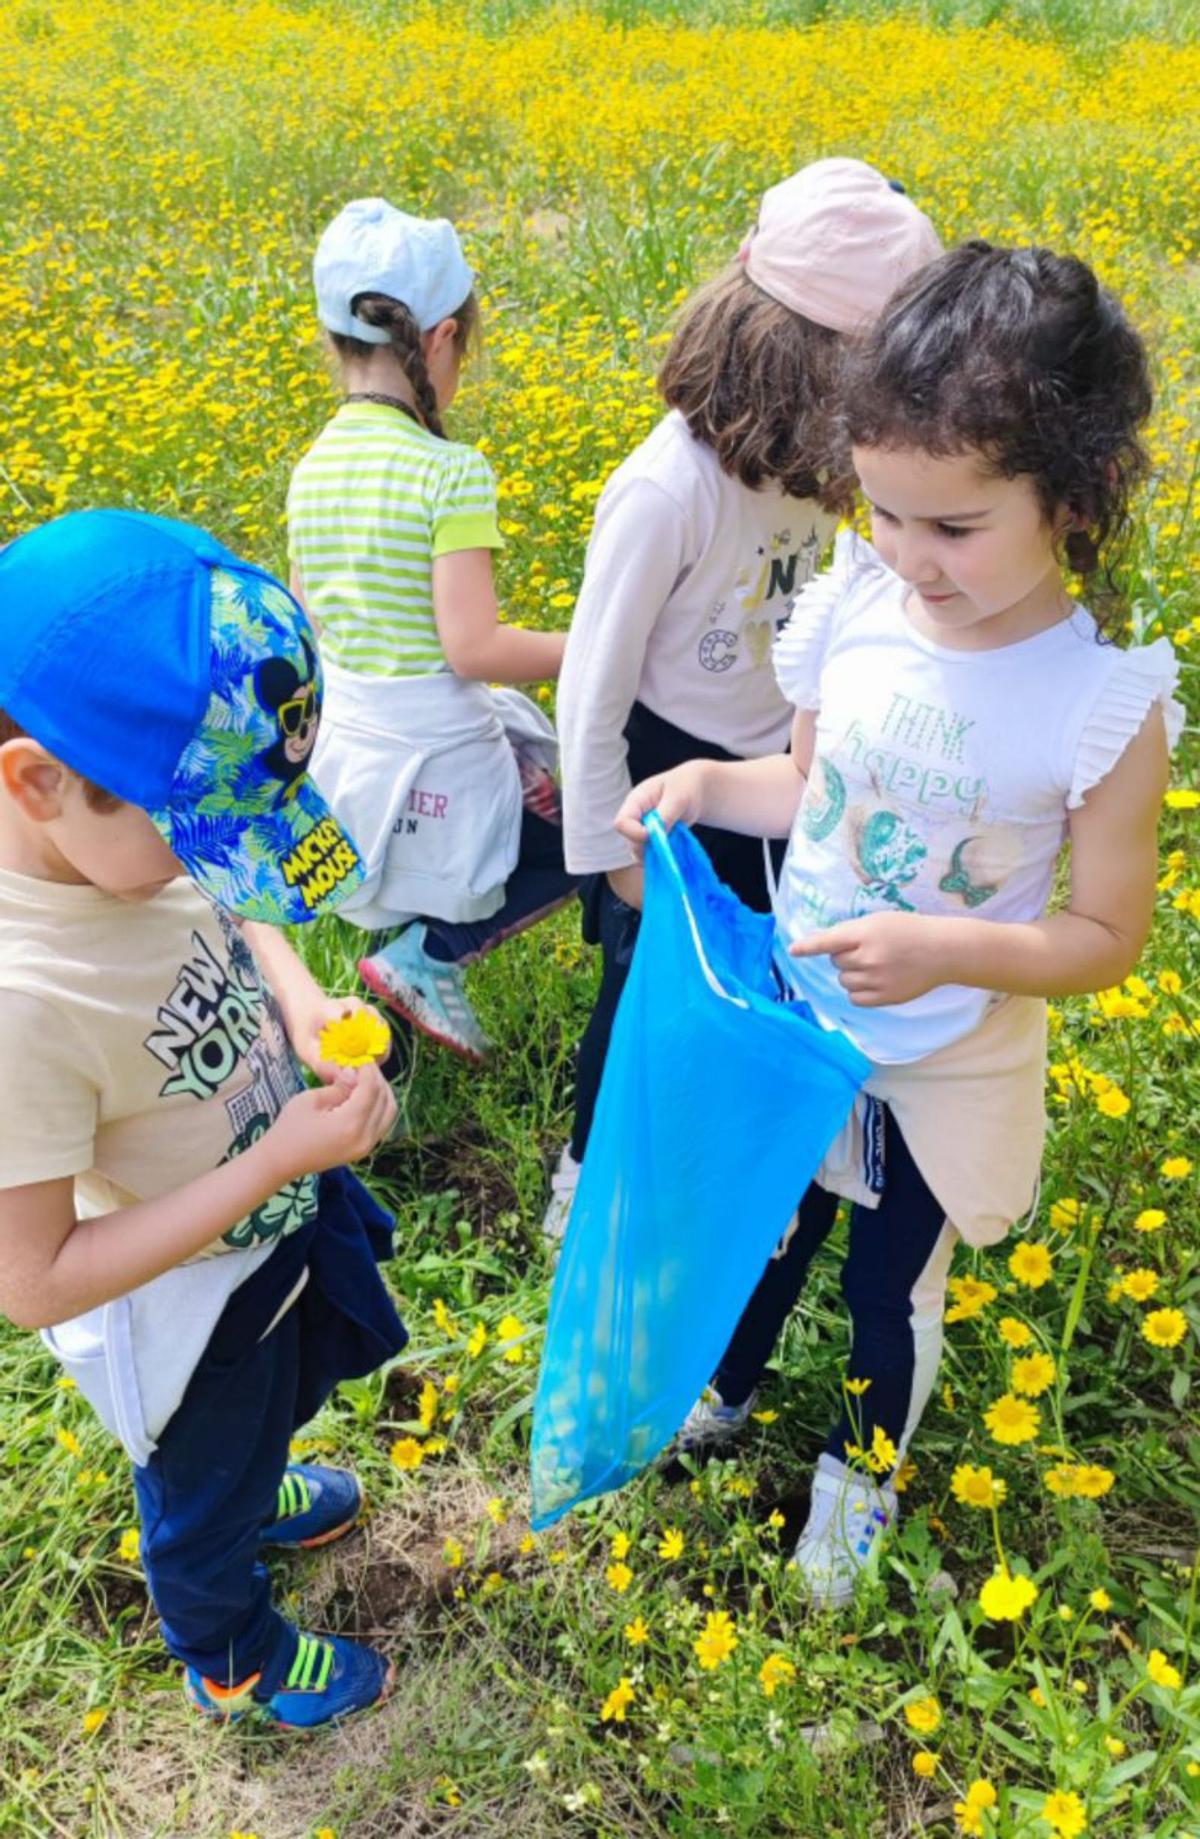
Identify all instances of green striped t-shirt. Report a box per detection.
[286,401,503,678]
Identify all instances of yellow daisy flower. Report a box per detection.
[758,1654,796,1697]
[1010,1351,1057,1397]
[903,1696,942,1734]
[693,1610,738,1670]
[951,1464,1007,1509]
[978,1567,1038,1621]
[1143,1307,1188,1348]
[600,1676,635,1723]
[984,1392,1041,1445]
[1008,1242,1054,1288]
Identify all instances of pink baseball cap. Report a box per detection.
[739,158,941,334]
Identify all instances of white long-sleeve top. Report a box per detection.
[558,410,834,873]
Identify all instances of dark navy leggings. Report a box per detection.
[713,1109,955,1463]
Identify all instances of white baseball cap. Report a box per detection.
[313,197,475,342]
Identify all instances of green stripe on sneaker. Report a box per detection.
[276,1469,312,1523]
[289,1635,319,1691]
[312,1643,335,1693]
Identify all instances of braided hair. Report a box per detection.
[330,289,478,438]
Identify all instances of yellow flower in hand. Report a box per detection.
[318,1008,390,1067]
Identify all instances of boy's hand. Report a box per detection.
[615,762,711,854]
[292,997,391,1084]
[790,911,946,1007]
[264,1066,396,1183]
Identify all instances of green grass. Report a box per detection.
[2,0,1200,1833]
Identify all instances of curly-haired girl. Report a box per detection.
[548,160,941,1234]
[618,240,1181,1604]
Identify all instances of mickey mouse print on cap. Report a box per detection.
[0,510,364,923]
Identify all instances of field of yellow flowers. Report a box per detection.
[2,1,1200,1835]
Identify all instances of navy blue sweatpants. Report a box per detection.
[132,1169,406,1692]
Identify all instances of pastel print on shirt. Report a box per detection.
[800,683,1025,922]
[699,524,823,675]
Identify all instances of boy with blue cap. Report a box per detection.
[0,510,403,1729]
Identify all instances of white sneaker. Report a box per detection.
[675,1386,759,1452]
[541,1145,581,1241]
[358,928,491,1063]
[791,1452,897,1608]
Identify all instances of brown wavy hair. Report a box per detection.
[657,264,855,515]
[329,290,479,439]
[0,710,121,811]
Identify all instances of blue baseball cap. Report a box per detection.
[0,509,365,923]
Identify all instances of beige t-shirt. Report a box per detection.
[0,868,317,1252]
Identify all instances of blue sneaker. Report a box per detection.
[184,1630,394,1731]
[262,1464,364,1550]
[358,926,491,1062]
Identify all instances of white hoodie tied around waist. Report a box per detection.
[311,662,559,931]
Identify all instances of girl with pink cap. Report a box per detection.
[618,242,1178,1604]
[548,159,940,1236]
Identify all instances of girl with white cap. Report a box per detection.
[288,199,576,1060]
[547,160,941,1234]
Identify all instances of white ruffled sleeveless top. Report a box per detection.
[773,532,1183,1064]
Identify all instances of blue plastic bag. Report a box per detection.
[531,814,869,1529]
